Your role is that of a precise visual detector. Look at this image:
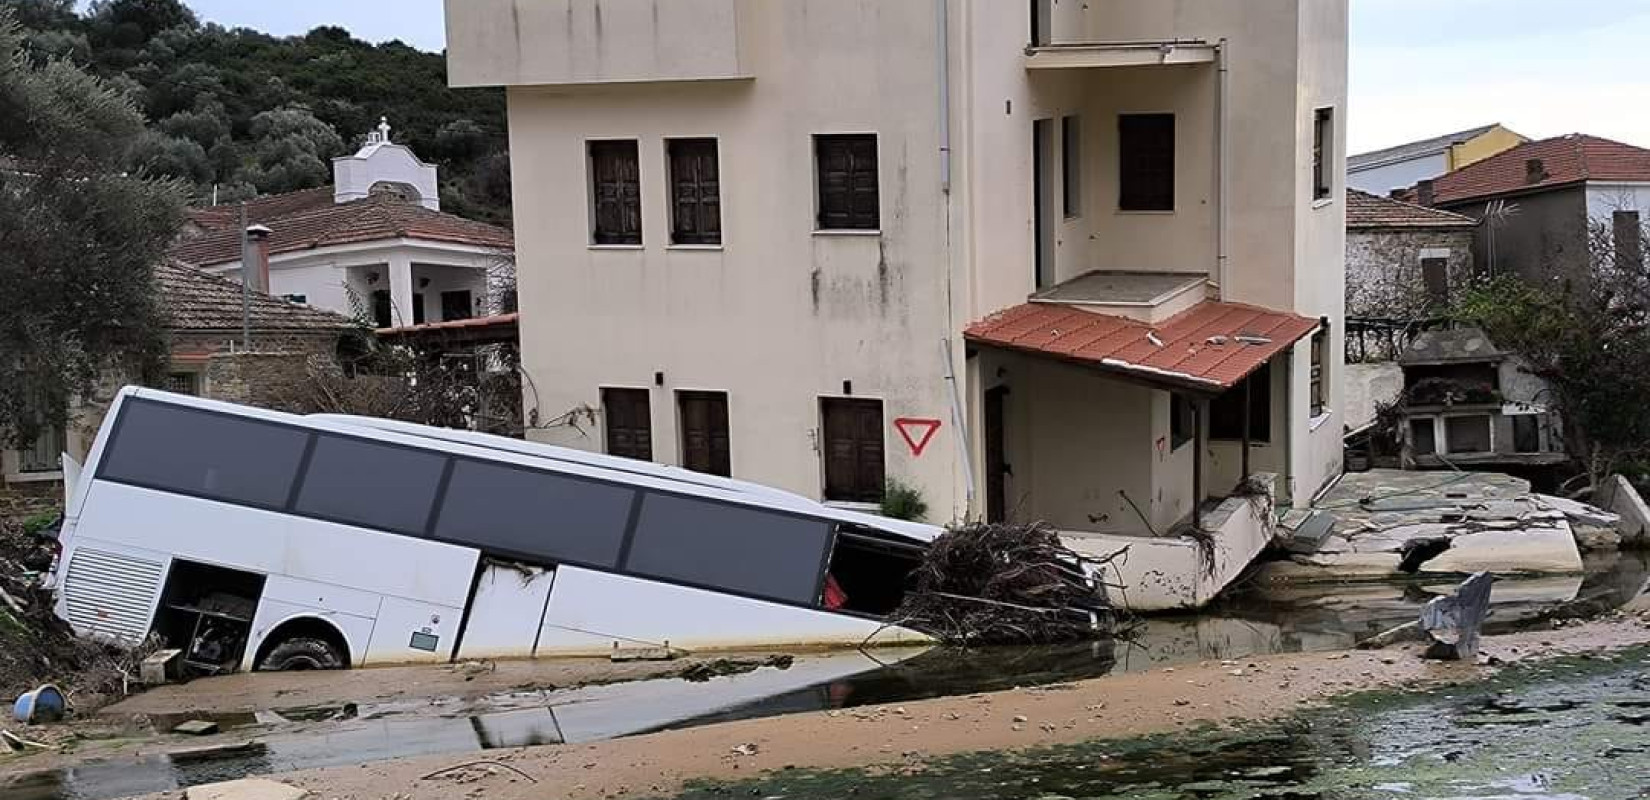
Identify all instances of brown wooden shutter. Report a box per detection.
[821,398,885,503]
[679,391,731,477]
[669,139,721,245]
[603,388,653,462]
[816,134,879,230]
[591,140,642,245]
[1421,257,1450,307]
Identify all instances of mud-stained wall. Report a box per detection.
[505,1,960,515]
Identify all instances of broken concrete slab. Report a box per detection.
[1603,474,1650,547]
[186,778,308,800]
[1285,470,1585,581]
[140,648,183,685]
[1421,572,1496,661]
[171,719,220,736]
[1530,494,1620,528]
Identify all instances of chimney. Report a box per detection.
[1416,179,1435,207]
[1526,158,1548,184]
[246,224,273,293]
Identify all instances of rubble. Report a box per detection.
[0,515,154,708]
[891,522,1125,646]
[1420,572,1496,661]
[1273,470,1591,580]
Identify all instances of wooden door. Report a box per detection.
[985,387,1009,523]
[602,388,653,462]
[678,392,731,477]
[821,399,885,503]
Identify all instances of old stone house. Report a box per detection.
[0,261,355,486]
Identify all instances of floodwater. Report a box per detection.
[4,551,1647,800]
[661,648,1650,800]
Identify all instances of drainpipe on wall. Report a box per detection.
[937,0,977,514]
[1215,39,1230,299]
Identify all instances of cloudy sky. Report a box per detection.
[178,0,1650,154]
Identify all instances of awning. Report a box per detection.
[965,300,1320,393]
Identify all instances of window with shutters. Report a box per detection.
[1313,107,1334,201]
[1118,114,1174,212]
[1421,257,1450,307]
[821,398,885,503]
[815,134,879,231]
[589,140,642,245]
[668,138,721,245]
[1310,329,1327,418]
[1062,115,1081,218]
[678,391,731,477]
[1615,210,1642,272]
[602,388,653,462]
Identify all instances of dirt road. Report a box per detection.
[147,616,1649,800]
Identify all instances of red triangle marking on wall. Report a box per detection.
[894,418,942,457]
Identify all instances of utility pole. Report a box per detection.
[239,202,250,350]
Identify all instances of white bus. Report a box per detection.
[51,387,935,673]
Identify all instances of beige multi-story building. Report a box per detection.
[444,0,1347,544]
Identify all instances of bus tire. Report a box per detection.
[258,637,346,671]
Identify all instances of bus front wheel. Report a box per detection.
[259,637,346,671]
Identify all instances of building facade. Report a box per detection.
[172,121,514,330]
[446,0,1348,534]
[1417,134,1650,291]
[1348,123,1526,196]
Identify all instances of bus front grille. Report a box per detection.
[63,548,165,644]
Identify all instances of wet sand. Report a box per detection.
[162,616,1650,800]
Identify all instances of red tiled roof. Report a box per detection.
[1429,134,1650,205]
[1346,189,1475,229]
[185,187,337,232]
[171,195,515,268]
[155,260,355,332]
[965,300,1320,391]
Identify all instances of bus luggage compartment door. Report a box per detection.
[454,559,555,661]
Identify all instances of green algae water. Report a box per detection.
[662,649,1650,800]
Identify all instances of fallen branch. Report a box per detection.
[420,759,540,784]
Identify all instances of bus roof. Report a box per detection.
[109,388,940,543]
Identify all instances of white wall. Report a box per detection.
[506,1,962,517]
[1348,152,1448,195]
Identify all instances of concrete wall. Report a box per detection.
[1348,152,1448,196]
[445,0,752,88]
[1346,227,1475,319]
[1445,186,1589,290]
[504,1,962,516]
[460,0,1346,519]
[1451,125,1526,170]
[1344,361,1403,431]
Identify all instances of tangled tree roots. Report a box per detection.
[891,522,1128,646]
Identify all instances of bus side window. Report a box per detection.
[624,494,832,606]
[99,400,308,509]
[293,436,448,535]
[433,459,635,568]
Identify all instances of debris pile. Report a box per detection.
[892,522,1125,646]
[0,516,152,709]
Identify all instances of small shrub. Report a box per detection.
[880,478,928,522]
[21,510,61,536]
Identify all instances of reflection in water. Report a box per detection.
[6,552,1647,800]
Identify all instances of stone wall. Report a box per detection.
[1347,227,1476,320]
[203,351,322,409]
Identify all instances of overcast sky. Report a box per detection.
[175,0,1650,154]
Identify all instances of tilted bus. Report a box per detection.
[50,388,934,672]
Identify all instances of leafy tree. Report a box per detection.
[0,10,184,445]
[235,106,345,193]
[1455,213,1650,491]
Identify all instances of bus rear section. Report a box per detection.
[53,388,934,673]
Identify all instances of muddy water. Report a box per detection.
[660,649,1650,800]
[5,553,1647,800]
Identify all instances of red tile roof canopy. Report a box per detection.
[1427,134,1650,205]
[965,300,1321,393]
